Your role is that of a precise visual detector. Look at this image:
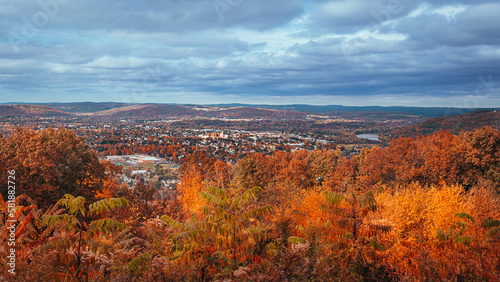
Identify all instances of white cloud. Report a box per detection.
[83,56,153,69]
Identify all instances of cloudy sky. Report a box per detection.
[1,0,499,106]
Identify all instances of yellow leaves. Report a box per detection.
[296,190,326,226]
[57,194,87,217]
[42,214,78,231]
[179,164,204,214]
[88,197,129,217]
[373,183,473,240]
[425,185,472,239]
[467,186,500,224]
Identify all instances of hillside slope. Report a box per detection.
[0,105,71,117]
[383,110,500,140]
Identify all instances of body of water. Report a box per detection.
[356,134,380,141]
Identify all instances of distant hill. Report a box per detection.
[211,104,496,118]
[93,104,200,118]
[44,102,129,113]
[208,106,305,119]
[0,105,71,117]
[0,103,306,120]
[91,104,306,120]
[384,110,500,140]
[1,103,498,123]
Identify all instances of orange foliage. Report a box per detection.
[373,183,472,240]
[179,163,205,213]
[4,126,500,281]
[296,190,327,226]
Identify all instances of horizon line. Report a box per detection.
[1,102,499,110]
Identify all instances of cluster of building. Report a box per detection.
[106,155,164,165]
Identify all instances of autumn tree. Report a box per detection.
[0,128,110,208]
[322,189,391,240]
[235,154,266,191]
[35,194,129,280]
[460,126,500,191]
[179,161,205,214]
[113,181,158,221]
[161,185,273,281]
[307,148,341,189]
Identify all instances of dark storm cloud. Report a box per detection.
[307,0,419,34]
[0,0,499,106]
[0,0,303,33]
[395,2,500,47]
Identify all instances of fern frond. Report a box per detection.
[127,253,152,274]
[161,215,185,230]
[207,186,229,202]
[89,219,127,236]
[455,236,474,246]
[288,236,307,244]
[455,212,475,222]
[88,197,129,216]
[322,191,347,206]
[42,214,78,230]
[245,206,273,219]
[436,229,448,241]
[370,236,385,251]
[33,238,73,256]
[337,218,352,228]
[369,224,392,234]
[200,191,226,207]
[238,186,262,206]
[361,191,377,210]
[87,238,113,253]
[481,217,500,229]
[487,227,500,237]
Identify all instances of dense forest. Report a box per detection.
[1,127,500,281]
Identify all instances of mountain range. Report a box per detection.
[1,103,499,137]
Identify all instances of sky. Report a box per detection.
[0,0,499,107]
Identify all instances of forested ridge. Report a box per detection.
[1,127,500,281]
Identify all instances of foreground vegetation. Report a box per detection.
[1,127,499,281]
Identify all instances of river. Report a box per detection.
[356,134,380,141]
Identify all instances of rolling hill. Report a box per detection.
[384,110,500,140]
[93,104,201,118]
[0,105,72,117]
[210,104,496,118]
[44,102,128,113]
